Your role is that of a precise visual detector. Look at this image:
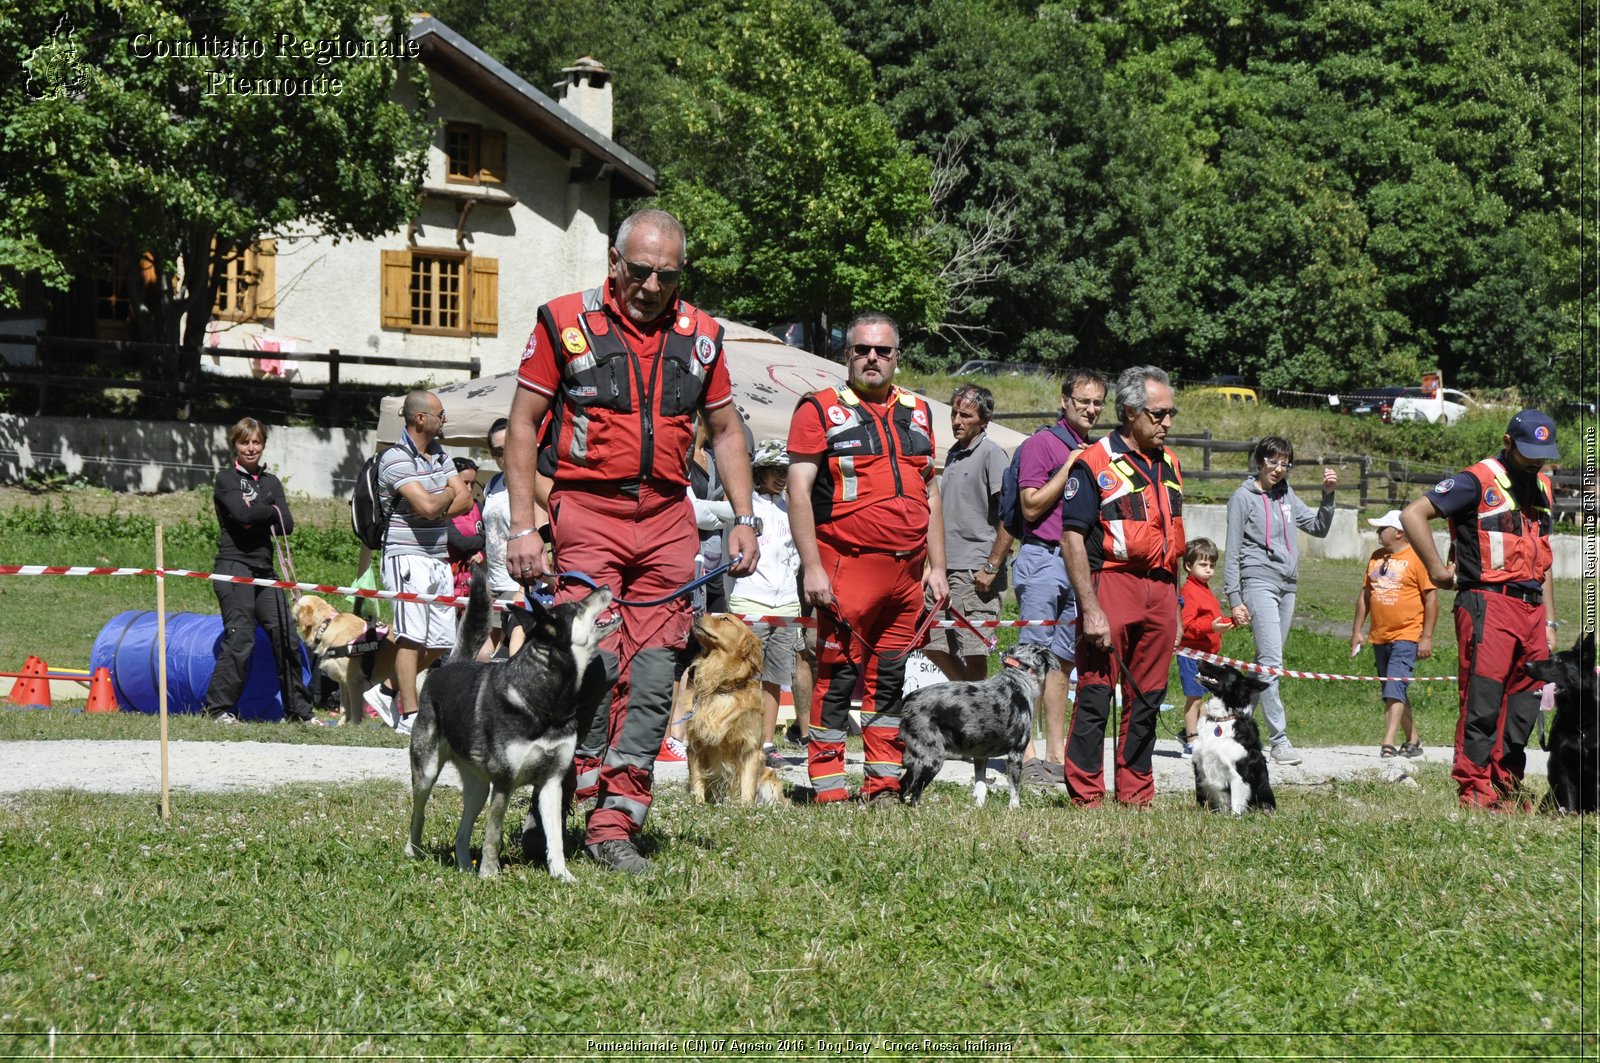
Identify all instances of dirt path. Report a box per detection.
[0,738,1544,797]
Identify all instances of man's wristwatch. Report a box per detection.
[734,514,763,535]
[982,561,999,574]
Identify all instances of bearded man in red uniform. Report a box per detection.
[503,209,759,874]
[786,312,949,803]
[1401,409,1560,810]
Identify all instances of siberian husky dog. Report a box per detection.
[1192,660,1276,814]
[898,643,1056,808]
[404,569,617,880]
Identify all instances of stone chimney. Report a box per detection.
[556,57,613,140]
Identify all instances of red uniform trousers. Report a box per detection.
[551,483,696,844]
[807,542,926,801]
[1064,568,1178,807]
[1452,588,1549,809]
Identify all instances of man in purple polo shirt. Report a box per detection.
[1012,367,1108,784]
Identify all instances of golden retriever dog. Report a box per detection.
[293,595,402,725]
[685,613,783,805]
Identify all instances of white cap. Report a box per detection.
[1366,510,1404,531]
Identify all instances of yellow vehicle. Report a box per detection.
[1192,385,1259,405]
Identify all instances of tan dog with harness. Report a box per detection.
[293,595,403,725]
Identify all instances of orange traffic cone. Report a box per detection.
[6,655,51,708]
[85,667,118,713]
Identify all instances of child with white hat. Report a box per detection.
[1350,510,1438,758]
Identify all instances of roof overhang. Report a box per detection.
[408,17,657,198]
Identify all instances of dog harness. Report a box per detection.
[314,617,389,661]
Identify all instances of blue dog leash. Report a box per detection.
[524,554,744,608]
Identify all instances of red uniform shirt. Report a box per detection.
[788,386,933,552]
[1179,575,1223,654]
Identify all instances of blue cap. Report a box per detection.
[1506,409,1559,461]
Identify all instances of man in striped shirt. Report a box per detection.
[376,390,473,733]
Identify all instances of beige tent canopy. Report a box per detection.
[375,319,1029,465]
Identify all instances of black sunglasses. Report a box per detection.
[849,344,899,359]
[1144,407,1178,422]
[621,259,682,285]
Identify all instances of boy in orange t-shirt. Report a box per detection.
[1351,510,1438,758]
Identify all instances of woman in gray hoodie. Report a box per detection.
[1223,436,1339,764]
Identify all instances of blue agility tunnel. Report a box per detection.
[89,611,312,721]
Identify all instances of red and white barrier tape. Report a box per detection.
[0,565,1464,682]
[1176,647,1456,684]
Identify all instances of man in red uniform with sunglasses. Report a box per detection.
[503,209,759,874]
[1059,365,1187,807]
[786,312,948,803]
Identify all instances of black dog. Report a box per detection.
[405,569,617,879]
[899,643,1055,808]
[1526,632,1598,814]
[1192,661,1276,814]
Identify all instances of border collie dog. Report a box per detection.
[1192,660,1276,814]
[1526,632,1598,814]
[899,643,1056,808]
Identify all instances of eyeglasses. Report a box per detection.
[1068,395,1106,410]
[849,344,899,360]
[1263,458,1293,471]
[1143,407,1178,422]
[420,409,446,422]
[621,259,682,286]
[490,446,505,458]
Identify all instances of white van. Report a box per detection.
[1388,387,1472,425]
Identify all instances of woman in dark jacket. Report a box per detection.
[201,417,316,723]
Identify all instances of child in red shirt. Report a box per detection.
[1177,538,1232,758]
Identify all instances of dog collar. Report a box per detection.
[312,616,333,645]
[1208,716,1237,735]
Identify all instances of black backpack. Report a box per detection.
[350,454,389,550]
[998,425,1078,540]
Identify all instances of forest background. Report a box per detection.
[435,0,1587,399]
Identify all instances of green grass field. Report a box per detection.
[0,766,1592,1057]
[1,448,1595,1058]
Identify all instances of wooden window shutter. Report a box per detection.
[253,238,277,318]
[381,249,411,329]
[480,130,507,184]
[471,256,498,336]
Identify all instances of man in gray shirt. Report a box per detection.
[373,389,473,733]
[923,384,1012,683]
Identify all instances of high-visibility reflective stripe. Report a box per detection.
[575,767,600,791]
[600,793,649,826]
[604,748,657,772]
[839,456,858,503]
[863,761,903,778]
[1486,530,1505,572]
[809,726,847,744]
[860,715,901,734]
[1108,519,1128,560]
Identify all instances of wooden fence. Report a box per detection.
[0,332,479,424]
[993,413,1589,520]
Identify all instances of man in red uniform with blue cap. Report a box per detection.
[1401,409,1560,810]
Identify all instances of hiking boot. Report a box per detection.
[1399,741,1423,759]
[1271,742,1303,766]
[586,838,651,875]
[861,790,902,808]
